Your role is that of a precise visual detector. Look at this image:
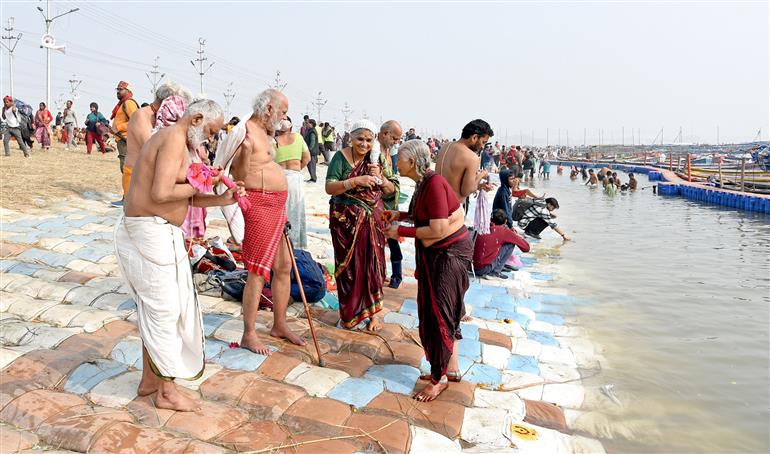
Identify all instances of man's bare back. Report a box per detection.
[125,106,156,169]
[436,141,484,204]
[124,125,191,226]
[231,118,287,192]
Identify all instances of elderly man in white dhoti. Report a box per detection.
[115,99,244,412]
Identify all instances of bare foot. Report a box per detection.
[271,325,306,346]
[137,381,159,397]
[461,315,472,322]
[413,381,448,402]
[241,331,274,355]
[366,317,381,332]
[155,385,201,412]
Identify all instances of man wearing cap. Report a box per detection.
[111,81,140,206]
[2,96,30,157]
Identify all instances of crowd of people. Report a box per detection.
[3,81,582,408]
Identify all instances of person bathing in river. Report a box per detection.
[612,172,622,190]
[628,173,638,190]
[585,169,598,186]
[605,176,617,196]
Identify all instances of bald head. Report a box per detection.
[379,120,403,148]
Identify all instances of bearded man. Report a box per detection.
[115,99,243,412]
[123,81,192,197]
[228,89,306,354]
[435,119,496,207]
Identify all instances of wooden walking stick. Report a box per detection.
[283,223,325,367]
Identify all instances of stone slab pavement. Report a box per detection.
[0,200,611,453]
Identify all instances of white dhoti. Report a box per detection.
[284,169,307,249]
[114,216,204,380]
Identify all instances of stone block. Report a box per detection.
[0,348,24,370]
[91,292,133,311]
[110,336,143,368]
[343,412,411,454]
[435,379,475,407]
[257,352,302,381]
[542,383,586,409]
[211,348,268,371]
[38,304,85,327]
[478,329,513,350]
[0,389,85,430]
[460,407,510,449]
[64,286,108,306]
[88,370,141,408]
[68,307,126,333]
[326,377,384,408]
[539,363,581,382]
[457,338,481,361]
[366,391,465,439]
[376,341,425,368]
[320,351,374,378]
[0,424,39,451]
[165,399,249,441]
[202,313,231,337]
[36,404,133,452]
[17,325,82,350]
[89,422,177,454]
[523,399,568,432]
[507,354,540,375]
[463,363,502,386]
[281,396,351,437]
[284,363,349,397]
[2,349,94,388]
[63,359,129,394]
[409,426,462,453]
[482,343,511,370]
[237,380,306,421]
[513,337,543,358]
[178,364,222,391]
[363,364,420,395]
[473,389,526,420]
[214,421,289,452]
[126,395,176,429]
[383,312,417,329]
[4,293,59,320]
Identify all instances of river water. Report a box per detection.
[516,171,770,453]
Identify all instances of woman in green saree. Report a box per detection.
[325,119,398,331]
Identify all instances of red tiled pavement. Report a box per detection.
[36,404,134,452]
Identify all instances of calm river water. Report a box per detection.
[523,171,770,453]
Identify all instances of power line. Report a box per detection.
[145,56,164,96]
[1,17,23,98]
[190,38,214,96]
[36,0,79,108]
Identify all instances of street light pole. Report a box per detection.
[37,0,79,108]
[1,17,22,98]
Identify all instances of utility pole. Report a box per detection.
[1,17,22,98]
[190,37,214,96]
[341,102,353,131]
[67,74,82,99]
[37,1,79,108]
[622,126,625,146]
[583,128,586,146]
[223,82,236,118]
[546,128,549,146]
[145,56,165,96]
[311,91,327,123]
[270,70,287,91]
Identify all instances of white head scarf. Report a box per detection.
[349,119,381,164]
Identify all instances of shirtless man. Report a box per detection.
[585,169,599,186]
[123,82,192,196]
[116,100,243,412]
[435,119,495,207]
[230,89,306,354]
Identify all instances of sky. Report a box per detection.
[1,0,768,145]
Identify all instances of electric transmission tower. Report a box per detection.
[270,70,287,91]
[312,91,327,122]
[146,56,165,96]
[190,38,214,96]
[67,75,82,100]
[1,17,22,98]
[223,82,236,118]
[341,102,353,131]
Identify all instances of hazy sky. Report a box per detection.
[1,0,767,145]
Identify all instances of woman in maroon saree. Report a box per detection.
[385,140,471,402]
[326,120,398,331]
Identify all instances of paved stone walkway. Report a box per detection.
[0,199,609,453]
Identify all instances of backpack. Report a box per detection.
[289,249,326,303]
[512,199,535,222]
[14,100,33,119]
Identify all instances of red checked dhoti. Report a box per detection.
[241,190,288,282]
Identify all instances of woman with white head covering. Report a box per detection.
[325,119,399,331]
